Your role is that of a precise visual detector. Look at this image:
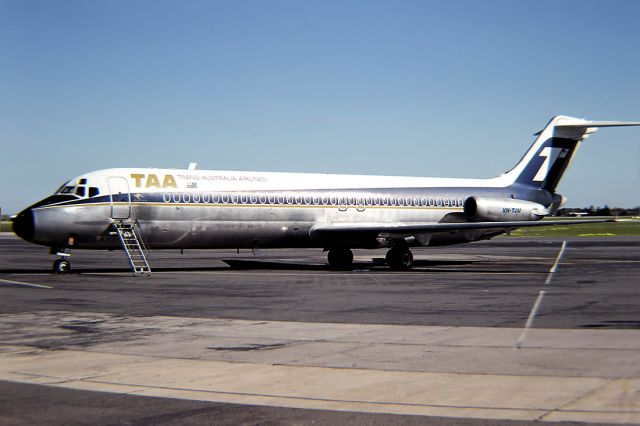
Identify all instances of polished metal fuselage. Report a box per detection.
[27,185,550,250]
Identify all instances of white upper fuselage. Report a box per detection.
[73,167,516,197]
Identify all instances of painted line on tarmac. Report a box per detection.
[0,278,52,289]
[516,241,567,349]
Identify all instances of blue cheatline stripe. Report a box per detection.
[43,189,476,210]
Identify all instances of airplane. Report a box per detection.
[12,115,640,274]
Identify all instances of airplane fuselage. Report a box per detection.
[16,168,550,251]
[13,116,639,272]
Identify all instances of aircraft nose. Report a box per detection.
[13,208,35,242]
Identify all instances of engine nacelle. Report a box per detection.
[463,196,549,222]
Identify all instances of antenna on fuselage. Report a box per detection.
[188,162,198,170]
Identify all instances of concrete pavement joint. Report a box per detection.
[538,379,617,421]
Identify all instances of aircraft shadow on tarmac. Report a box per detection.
[0,258,544,275]
[580,320,640,329]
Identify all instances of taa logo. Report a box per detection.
[533,147,569,182]
[130,173,177,188]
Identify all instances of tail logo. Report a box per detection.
[533,147,569,182]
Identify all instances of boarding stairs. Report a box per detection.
[112,220,152,276]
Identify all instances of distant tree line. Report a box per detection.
[557,206,640,217]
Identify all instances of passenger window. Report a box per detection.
[88,187,100,197]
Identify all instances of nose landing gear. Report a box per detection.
[53,258,71,274]
[51,249,71,274]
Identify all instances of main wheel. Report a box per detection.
[53,259,71,274]
[327,248,354,270]
[386,247,414,270]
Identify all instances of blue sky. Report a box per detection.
[1,0,639,214]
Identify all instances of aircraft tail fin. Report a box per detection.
[503,116,640,192]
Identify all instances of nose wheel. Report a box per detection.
[53,259,71,274]
[51,249,71,274]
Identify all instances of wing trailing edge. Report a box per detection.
[310,219,614,238]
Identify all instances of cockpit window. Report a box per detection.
[55,179,99,199]
[55,181,71,193]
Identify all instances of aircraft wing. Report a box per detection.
[310,219,613,239]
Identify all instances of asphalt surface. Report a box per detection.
[0,234,639,425]
[1,235,639,329]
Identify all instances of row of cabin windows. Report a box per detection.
[162,192,466,208]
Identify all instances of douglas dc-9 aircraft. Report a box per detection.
[12,115,640,274]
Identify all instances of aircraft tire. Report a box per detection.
[53,259,71,274]
[386,247,414,270]
[327,248,354,270]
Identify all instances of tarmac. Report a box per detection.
[0,233,639,425]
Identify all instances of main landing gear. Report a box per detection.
[51,249,71,274]
[327,248,354,270]
[385,246,414,270]
[326,246,415,271]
